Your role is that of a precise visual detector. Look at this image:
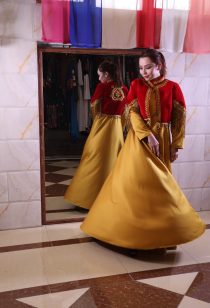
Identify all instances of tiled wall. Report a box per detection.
[0,1,209,230]
[0,0,42,229]
[165,52,210,211]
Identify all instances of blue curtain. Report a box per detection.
[70,0,102,47]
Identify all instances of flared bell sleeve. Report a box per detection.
[171,83,186,150]
[90,83,103,119]
[128,99,151,141]
[91,99,101,119]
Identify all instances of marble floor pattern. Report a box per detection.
[45,159,87,223]
[0,211,210,307]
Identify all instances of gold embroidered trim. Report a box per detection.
[146,77,168,88]
[96,113,121,119]
[171,100,186,148]
[143,79,168,130]
[110,87,125,102]
[126,99,139,130]
[128,99,139,113]
[91,99,101,119]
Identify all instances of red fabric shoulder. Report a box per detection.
[126,79,141,105]
[170,81,186,108]
[91,83,105,103]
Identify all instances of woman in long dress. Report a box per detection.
[64,60,128,210]
[81,49,205,249]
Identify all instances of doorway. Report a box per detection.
[38,45,141,224]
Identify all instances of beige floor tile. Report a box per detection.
[181,229,210,263]
[46,211,86,221]
[42,242,127,285]
[138,272,198,295]
[45,182,54,187]
[199,211,210,224]
[0,226,48,247]
[17,288,89,308]
[46,196,73,211]
[54,168,77,176]
[0,249,49,292]
[0,242,125,292]
[178,296,210,308]
[48,161,79,168]
[59,179,72,185]
[116,247,197,273]
[45,222,86,241]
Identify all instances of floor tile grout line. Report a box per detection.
[0,237,94,253]
[1,262,210,300]
[0,224,209,253]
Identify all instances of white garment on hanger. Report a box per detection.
[84,74,91,100]
[77,86,89,131]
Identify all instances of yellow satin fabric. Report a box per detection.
[81,128,205,249]
[130,109,171,170]
[64,114,124,209]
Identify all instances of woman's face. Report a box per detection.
[139,57,161,81]
[97,69,109,83]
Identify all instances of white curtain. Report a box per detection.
[160,8,189,52]
[102,0,137,49]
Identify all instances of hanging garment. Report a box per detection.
[66,88,79,140]
[77,59,83,86]
[66,62,79,139]
[81,77,205,249]
[84,73,91,100]
[64,81,128,209]
[77,86,87,132]
[83,73,91,129]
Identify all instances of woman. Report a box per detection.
[81,49,205,250]
[64,60,128,210]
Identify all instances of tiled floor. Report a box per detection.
[45,160,87,222]
[0,217,210,307]
[6,160,209,306]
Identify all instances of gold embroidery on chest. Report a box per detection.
[111,87,125,102]
[144,80,168,128]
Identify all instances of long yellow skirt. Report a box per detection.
[64,114,124,209]
[81,129,205,249]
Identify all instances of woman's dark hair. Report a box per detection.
[98,60,123,86]
[138,48,167,77]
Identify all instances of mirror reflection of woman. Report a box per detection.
[64,60,128,210]
[81,49,205,251]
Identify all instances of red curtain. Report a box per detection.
[184,0,210,53]
[42,0,70,43]
[136,0,162,48]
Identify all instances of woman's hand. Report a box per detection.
[147,133,160,157]
[170,148,178,162]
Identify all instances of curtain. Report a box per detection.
[102,0,137,49]
[136,0,162,48]
[184,0,210,53]
[70,0,102,47]
[41,0,210,54]
[160,6,189,52]
[42,0,70,43]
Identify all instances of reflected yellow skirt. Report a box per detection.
[64,114,124,209]
[81,129,205,249]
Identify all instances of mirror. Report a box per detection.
[38,47,140,224]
